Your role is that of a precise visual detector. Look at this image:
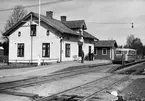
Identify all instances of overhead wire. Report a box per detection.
[0,0,142,28]
[86,22,136,28]
[86,22,131,24]
[0,0,72,12]
[0,0,72,24]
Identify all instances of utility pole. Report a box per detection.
[39,0,41,34]
[37,0,41,66]
[30,14,33,64]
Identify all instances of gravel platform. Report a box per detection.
[121,78,145,100]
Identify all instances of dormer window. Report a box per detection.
[46,30,50,36]
[30,24,36,36]
[18,31,21,37]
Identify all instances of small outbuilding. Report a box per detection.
[94,40,118,60]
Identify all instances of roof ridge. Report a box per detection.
[65,20,85,22]
[100,40,115,41]
[34,12,79,35]
[4,11,97,40]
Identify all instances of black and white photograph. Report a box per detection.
[0,0,145,101]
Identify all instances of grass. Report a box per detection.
[0,63,37,69]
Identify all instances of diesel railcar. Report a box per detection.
[113,48,136,63]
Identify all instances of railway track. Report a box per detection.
[0,64,118,91]
[34,63,145,101]
[33,74,127,101]
[0,61,144,100]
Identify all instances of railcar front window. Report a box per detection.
[122,51,127,54]
[128,51,136,56]
[116,50,121,54]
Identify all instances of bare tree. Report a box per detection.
[4,5,27,31]
[1,5,27,56]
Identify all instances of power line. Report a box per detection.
[86,22,132,24]
[86,22,136,28]
[0,0,72,12]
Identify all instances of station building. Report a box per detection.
[3,11,98,63]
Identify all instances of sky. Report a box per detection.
[0,0,145,46]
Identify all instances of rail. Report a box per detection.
[0,64,114,90]
[108,59,145,73]
[0,60,144,100]
[34,60,145,101]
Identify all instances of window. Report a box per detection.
[17,43,24,57]
[65,44,70,57]
[116,50,121,54]
[128,50,136,56]
[18,31,21,37]
[46,30,50,36]
[30,24,36,36]
[122,51,127,54]
[102,48,107,55]
[116,50,127,55]
[42,43,50,57]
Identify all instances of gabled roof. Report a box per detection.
[95,40,118,47]
[34,13,79,36]
[3,12,97,40]
[3,12,32,36]
[62,20,87,29]
[83,31,98,40]
[3,12,79,36]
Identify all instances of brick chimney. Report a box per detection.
[46,11,53,18]
[61,16,67,22]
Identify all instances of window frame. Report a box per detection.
[46,30,50,36]
[102,48,107,55]
[42,43,50,57]
[18,31,21,37]
[65,43,70,57]
[30,24,36,36]
[17,43,24,57]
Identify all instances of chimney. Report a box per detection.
[61,16,67,22]
[46,11,53,18]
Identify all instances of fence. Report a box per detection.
[8,58,59,65]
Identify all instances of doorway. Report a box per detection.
[78,45,82,57]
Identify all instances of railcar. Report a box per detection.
[113,48,136,63]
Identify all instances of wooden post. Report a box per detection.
[122,53,125,66]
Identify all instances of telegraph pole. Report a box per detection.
[39,0,41,32]
[37,0,41,66]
